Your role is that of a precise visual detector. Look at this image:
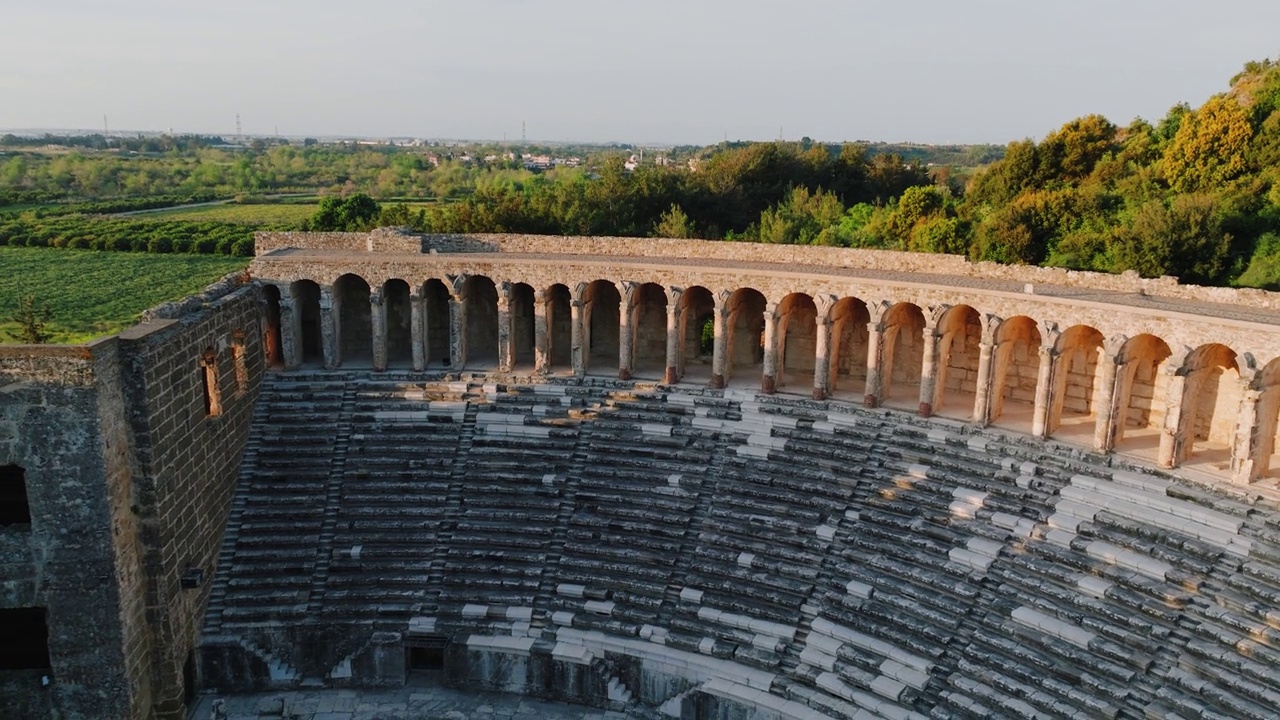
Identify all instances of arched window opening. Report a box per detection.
[546,284,573,371]
[932,305,982,417]
[677,286,715,383]
[881,302,925,408]
[989,316,1041,430]
[201,347,222,417]
[511,283,536,368]
[1179,343,1240,467]
[583,280,620,375]
[1049,325,1105,440]
[384,279,413,368]
[335,274,373,366]
[463,276,499,367]
[724,288,766,386]
[0,465,31,527]
[1112,334,1173,456]
[777,293,817,392]
[632,283,668,377]
[829,297,869,398]
[423,279,452,368]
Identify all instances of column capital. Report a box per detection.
[369,288,385,306]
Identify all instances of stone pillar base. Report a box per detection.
[812,387,827,401]
[664,367,678,385]
[918,402,933,418]
[762,375,776,394]
[618,368,632,381]
[864,394,879,408]
[711,374,725,389]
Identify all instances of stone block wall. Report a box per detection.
[0,344,146,719]
[115,286,265,718]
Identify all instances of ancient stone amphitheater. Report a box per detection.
[8,230,1280,719]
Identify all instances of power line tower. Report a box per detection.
[236,113,242,142]
[522,121,526,144]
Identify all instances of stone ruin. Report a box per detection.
[6,230,1280,718]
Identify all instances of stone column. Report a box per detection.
[320,286,339,370]
[813,315,832,401]
[279,295,300,371]
[1231,385,1263,484]
[760,302,779,394]
[448,293,466,370]
[1157,370,1189,468]
[1030,346,1057,438]
[533,289,550,375]
[497,282,513,373]
[409,288,426,371]
[864,322,885,408]
[970,340,996,425]
[664,302,681,385]
[618,282,636,381]
[711,296,729,389]
[917,330,940,417]
[1093,350,1122,452]
[370,287,388,372]
[570,299,585,378]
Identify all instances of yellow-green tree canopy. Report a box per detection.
[1162,95,1253,192]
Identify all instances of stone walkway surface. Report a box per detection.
[193,686,629,720]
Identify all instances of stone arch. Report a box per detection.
[931,304,982,416]
[335,274,372,366]
[678,286,716,380]
[632,283,667,377]
[423,279,452,368]
[829,297,869,397]
[1049,324,1105,436]
[261,284,283,368]
[463,275,499,368]
[725,288,766,385]
[1179,343,1241,465]
[290,280,323,365]
[881,302,925,406]
[777,293,817,392]
[383,279,412,368]
[989,315,1042,429]
[583,280,620,375]
[1114,333,1173,449]
[510,283,536,368]
[546,284,573,371]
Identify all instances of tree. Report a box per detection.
[12,294,51,344]
[309,193,382,231]
[1111,194,1231,283]
[653,204,694,238]
[1163,96,1254,192]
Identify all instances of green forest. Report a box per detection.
[4,58,1280,289]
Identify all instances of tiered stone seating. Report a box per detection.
[553,389,713,639]
[207,378,346,629]
[317,381,468,621]
[669,401,845,672]
[437,385,580,633]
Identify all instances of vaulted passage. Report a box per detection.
[1177,343,1240,467]
[1113,333,1173,455]
[546,284,573,371]
[678,286,716,383]
[510,283,536,369]
[932,304,982,418]
[828,297,869,399]
[291,280,324,365]
[0,607,50,671]
[383,279,413,368]
[777,293,817,392]
[463,276,499,368]
[632,283,667,377]
[988,315,1041,431]
[724,288,766,388]
[881,302,925,408]
[423,279,451,368]
[1050,324,1104,440]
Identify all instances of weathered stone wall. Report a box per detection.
[0,344,144,718]
[115,285,265,718]
[0,279,265,720]
[255,230,1280,311]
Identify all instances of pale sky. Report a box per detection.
[2,0,1278,145]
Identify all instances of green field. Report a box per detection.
[0,247,249,344]
[141,202,318,225]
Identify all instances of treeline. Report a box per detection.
[0,133,230,153]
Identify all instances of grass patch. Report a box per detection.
[0,246,248,344]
